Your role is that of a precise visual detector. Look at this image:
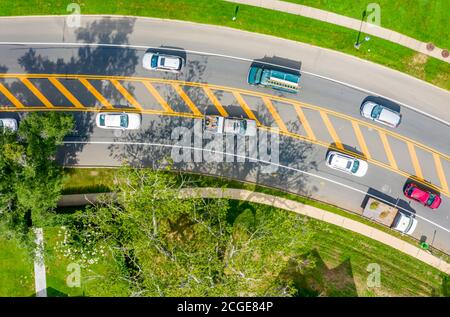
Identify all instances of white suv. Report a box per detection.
[326,151,368,177]
[95,112,141,130]
[142,53,183,73]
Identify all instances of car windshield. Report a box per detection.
[151,55,158,68]
[120,115,128,128]
[407,186,415,196]
[351,160,359,173]
[371,105,382,119]
[426,193,436,206]
[99,114,105,126]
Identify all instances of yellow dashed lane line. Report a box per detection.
[351,121,371,159]
[142,81,174,113]
[49,78,84,109]
[261,96,287,132]
[79,78,113,109]
[202,87,227,117]
[407,142,424,180]
[0,83,24,108]
[378,131,399,170]
[20,78,54,108]
[293,104,316,140]
[319,111,343,150]
[172,83,202,116]
[433,153,449,193]
[110,79,143,110]
[232,91,261,126]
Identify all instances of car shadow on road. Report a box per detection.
[327,142,368,161]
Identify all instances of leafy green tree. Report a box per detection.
[0,112,74,240]
[64,167,314,296]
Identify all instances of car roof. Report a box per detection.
[159,55,180,68]
[331,153,353,169]
[410,186,429,201]
[104,113,123,127]
[378,108,400,124]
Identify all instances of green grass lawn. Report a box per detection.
[284,0,449,49]
[0,235,34,296]
[62,168,116,195]
[303,212,448,296]
[0,0,448,90]
[43,226,129,296]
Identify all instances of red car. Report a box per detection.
[404,183,441,209]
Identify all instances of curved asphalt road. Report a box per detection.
[0,16,449,253]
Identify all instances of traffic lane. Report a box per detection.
[58,130,450,254]
[65,112,450,231]
[1,16,448,123]
[0,45,448,155]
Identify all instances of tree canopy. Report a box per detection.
[0,112,74,239]
[63,167,315,296]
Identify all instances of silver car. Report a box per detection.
[142,52,183,73]
[360,101,401,128]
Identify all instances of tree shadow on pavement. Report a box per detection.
[3,17,139,166]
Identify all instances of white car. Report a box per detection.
[392,212,418,235]
[0,118,18,132]
[325,151,368,177]
[142,52,183,72]
[95,112,141,130]
[360,101,401,128]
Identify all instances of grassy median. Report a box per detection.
[285,0,449,49]
[0,0,448,90]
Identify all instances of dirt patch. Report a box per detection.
[407,53,429,77]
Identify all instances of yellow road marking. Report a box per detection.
[172,84,202,116]
[2,73,448,163]
[378,131,398,170]
[0,83,24,108]
[293,104,316,140]
[2,74,449,196]
[351,121,371,159]
[261,97,287,132]
[407,142,424,179]
[202,87,227,117]
[142,81,173,113]
[48,78,84,109]
[110,79,143,110]
[319,111,343,150]
[20,78,54,108]
[79,78,113,109]
[232,91,261,125]
[0,104,447,197]
[433,153,449,193]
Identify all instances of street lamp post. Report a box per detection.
[232,5,239,21]
[354,10,367,49]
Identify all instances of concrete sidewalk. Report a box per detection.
[33,228,47,297]
[58,189,450,275]
[227,0,449,63]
